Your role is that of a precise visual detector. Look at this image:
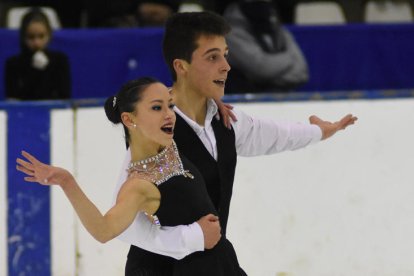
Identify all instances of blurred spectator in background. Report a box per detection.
[0,0,82,27]
[223,0,309,94]
[272,0,299,24]
[85,0,180,27]
[4,8,71,100]
[200,0,297,23]
[137,0,179,26]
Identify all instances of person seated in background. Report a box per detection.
[4,8,71,100]
[88,0,180,28]
[136,0,179,26]
[223,0,309,94]
[207,0,297,22]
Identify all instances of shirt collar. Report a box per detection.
[174,99,218,134]
[206,99,219,121]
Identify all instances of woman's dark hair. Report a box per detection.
[104,77,159,148]
[19,8,52,53]
[162,11,231,81]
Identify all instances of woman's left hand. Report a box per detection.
[16,151,72,186]
[215,99,237,129]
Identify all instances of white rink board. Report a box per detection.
[0,111,7,276]
[51,109,76,276]
[50,99,414,276]
[228,99,414,276]
[74,107,128,276]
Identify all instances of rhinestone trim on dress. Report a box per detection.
[127,141,194,186]
[127,141,194,227]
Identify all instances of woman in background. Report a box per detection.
[5,8,71,100]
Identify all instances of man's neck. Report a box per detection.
[172,83,208,126]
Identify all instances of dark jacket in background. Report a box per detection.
[224,2,309,94]
[5,50,71,100]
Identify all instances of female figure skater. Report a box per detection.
[16,77,245,275]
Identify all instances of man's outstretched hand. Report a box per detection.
[309,114,358,140]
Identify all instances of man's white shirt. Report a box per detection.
[113,100,322,259]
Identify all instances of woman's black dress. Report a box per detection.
[125,144,245,276]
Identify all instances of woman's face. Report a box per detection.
[131,83,176,148]
[24,22,50,52]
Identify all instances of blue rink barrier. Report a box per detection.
[1,89,413,276]
[7,106,50,276]
[1,24,414,101]
[2,101,70,276]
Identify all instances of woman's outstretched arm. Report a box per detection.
[16,150,158,243]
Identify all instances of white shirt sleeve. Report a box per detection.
[113,149,204,260]
[232,108,322,156]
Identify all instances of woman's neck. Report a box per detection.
[129,140,165,164]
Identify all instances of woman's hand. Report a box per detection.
[16,151,73,186]
[214,99,237,129]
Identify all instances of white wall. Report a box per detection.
[51,109,76,276]
[49,98,414,276]
[0,111,7,276]
[227,99,414,276]
[74,107,128,276]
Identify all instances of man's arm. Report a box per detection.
[113,150,220,259]
[116,212,203,259]
[232,108,356,156]
[116,212,220,259]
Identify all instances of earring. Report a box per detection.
[133,124,137,128]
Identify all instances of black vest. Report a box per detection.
[125,113,239,274]
[174,113,237,235]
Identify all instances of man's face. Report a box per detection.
[185,35,230,100]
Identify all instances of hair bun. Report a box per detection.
[104,96,121,124]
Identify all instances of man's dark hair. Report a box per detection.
[162,11,231,81]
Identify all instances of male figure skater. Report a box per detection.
[115,11,357,274]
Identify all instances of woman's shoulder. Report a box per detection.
[124,174,158,193]
[119,175,160,203]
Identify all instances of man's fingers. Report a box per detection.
[205,214,219,222]
[210,217,219,222]
[338,114,358,129]
[309,115,323,124]
[339,114,353,124]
